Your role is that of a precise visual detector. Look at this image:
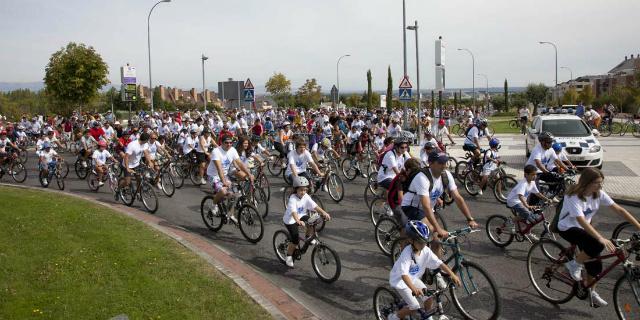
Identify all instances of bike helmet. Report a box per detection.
[98,140,107,148]
[478,118,489,127]
[405,220,430,243]
[292,176,310,188]
[42,142,51,149]
[538,131,554,142]
[394,137,408,147]
[424,129,433,136]
[489,138,500,148]
[0,130,6,135]
[202,127,211,134]
[552,142,563,152]
[423,141,436,150]
[321,138,331,148]
[438,119,446,126]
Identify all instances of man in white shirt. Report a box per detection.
[462,119,491,163]
[285,138,323,189]
[120,132,152,191]
[525,132,568,195]
[92,140,116,186]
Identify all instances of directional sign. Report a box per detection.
[399,88,412,102]
[244,78,255,90]
[398,75,413,89]
[244,89,255,102]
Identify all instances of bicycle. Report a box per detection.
[74,155,91,180]
[485,202,556,248]
[38,160,65,190]
[0,153,27,183]
[341,151,371,181]
[173,152,205,187]
[373,283,452,320]
[200,183,264,243]
[272,212,341,283]
[117,168,159,213]
[87,161,120,194]
[537,169,577,200]
[463,162,518,204]
[618,115,640,137]
[527,233,640,319]
[390,227,502,320]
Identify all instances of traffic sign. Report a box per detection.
[398,76,412,89]
[244,78,255,89]
[244,89,255,102]
[399,88,412,102]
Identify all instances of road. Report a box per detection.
[5,148,639,320]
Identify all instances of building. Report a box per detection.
[217,78,246,109]
[136,85,220,107]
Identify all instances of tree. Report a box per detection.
[562,87,578,105]
[265,72,292,107]
[295,78,322,108]
[386,66,393,113]
[44,42,109,115]
[366,69,373,110]
[346,94,362,108]
[525,83,550,115]
[578,85,595,106]
[504,79,509,112]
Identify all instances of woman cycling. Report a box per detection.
[558,167,640,307]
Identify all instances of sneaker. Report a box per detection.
[437,316,450,320]
[229,215,238,225]
[552,196,561,203]
[156,182,162,189]
[564,260,583,281]
[386,312,400,320]
[98,181,105,187]
[285,256,294,268]
[200,178,207,185]
[42,178,48,185]
[435,272,447,289]
[524,233,539,243]
[310,239,318,246]
[385,207,395,217]
[590,289,608,308]
[477,189,483,196]
[322,184,329,192]
[114,189,120,201]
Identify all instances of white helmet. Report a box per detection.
[292,176,310,188]
[584,111,592,117]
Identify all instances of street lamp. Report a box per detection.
[560,66,573,83]
[476,73,488,111]
[202,54,208,111]
[406,21,421,142]
[539,41,558,104]
[336,54,350,105]
[457,48,475,109]
[147,0,171,113]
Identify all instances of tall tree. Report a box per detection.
[562,87,579,105]
[265,72,292,107]
[295,78,322,108]
[578,84,595,106]
[366,70,373,110]
[525,83,550,115]
[504,79,509,112]
[44,42,109,115]
[386,66,393,113]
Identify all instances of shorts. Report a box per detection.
[285,215,310,243]
[124,165,139,177]
[559,227,604,277]
[402,206,425,221]
[462,144,478,152]
[394,278,428,310]
[378,178,392,189]
[208,175,226,193]
[195,151,207,163]
[482,163,497,176]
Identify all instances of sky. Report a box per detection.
[1,0,639,93]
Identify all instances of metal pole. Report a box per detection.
[336,54,350,105]
[402,0,409,129]
[407,21,420,143]
[147,0,170,114]
[202,55,208,111]
[457,48,475,109]
[539,41,558,104]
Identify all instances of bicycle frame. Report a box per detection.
[556,246,628,290]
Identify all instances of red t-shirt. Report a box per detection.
[89,127,104,141]
[116,137,131,152]
[251,124,263,136]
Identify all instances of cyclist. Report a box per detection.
[38,142,61,186]
[549,143,576,173]
[285,138,323,186]
[195,128,214,185]
[282,176,331,268]
[506,164,552,241]
[518,106,530,135]
[462,118,491,164]
[376,138,410,190]
[79,129,99,166]
[419,142,437,167]
[387,220,461,320]
[119,132,152,195]
[558,168,640,307]
[525,132,568,197]
[435,119,455,152]
[92,140,116,186]
[373,129,386,151]
[0,130,19,163]
[422,129,438,151]
[311,137,339,164]
[477,138,502,195]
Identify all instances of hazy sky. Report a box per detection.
[1,0,639,93]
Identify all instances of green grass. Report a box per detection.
[0,187,271,320]
[488,116,521,134]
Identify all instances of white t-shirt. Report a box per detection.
[40,149,58,164]
[285,150,315,176]
[389,245,443,289]
[558,191,615,231]
[374,137,384,150]
[506,179,540,207]
[195,136,212,153]
[525,144,558,173]
[463,126,487,146]
[377,149,409,182]
[125,140,146,169]
[482,149,500,172]
[92,149,112,166]
[347,130,361,144]
[283,193,317,225]
[401,170,457,210]
[183,135,196,154]
[103,126,115,140]
[206,146,240,180]
[311,143,326,160]
[547,151,569,171]
[435,126,449,143]
[147,141,162,159]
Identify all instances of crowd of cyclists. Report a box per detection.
[0,104,639,320]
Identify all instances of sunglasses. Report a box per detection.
[223,141,234,145]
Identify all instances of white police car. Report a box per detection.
[525,114,603,169]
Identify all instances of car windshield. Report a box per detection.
[542,119,591,137]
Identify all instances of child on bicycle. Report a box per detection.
[388,220,460,320]
[478,138,501,195]
[283,176,331,268]
[38,142,61,186]
[506,165,552,241]
[549,143,576,173]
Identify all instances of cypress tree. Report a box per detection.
[386,66,393,113]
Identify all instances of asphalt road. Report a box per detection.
[5,151,639,320]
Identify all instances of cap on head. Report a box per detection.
[428,151,449,164]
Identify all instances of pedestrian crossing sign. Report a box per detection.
[244,89,255,102]
[399,88,412,101]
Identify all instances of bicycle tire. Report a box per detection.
[509,120,518,129]
[373,286,401,320]
[633,124,640,138]
[238,204,264,243]
[526,239,576,304]
[450,260,502,320]
[446,157,458,173]
[454,161,469,184]
[258,173,271,201]
[613,272,640,320]
[87,171,100,192]
[267,157,284,176]
[55,174,65,190]
[485,215,514,247]
[612,222,634,240]
[389,238,406,265]
[364,183,381,210]
[311,195,327,233]
[173,164,185,189]
[120,184,135,206]
[272,230,291,264]
[282,186,294,209]
[282,168,293,185]
[17,148,27,163]
[74,159,89,179]
[375,217,400,256]
[61,160,70,178]
[341,158,358,181]
[10,162,27,183]
[160,172,175,197]
[252,186,269,218]
[326,172,344,202]
[463,169,481,196]
[39,171,48,188]
[493,176,517,204]
[370,198,392,227]
[140,182,158,213]
[200,195,224,232]
[311,244,341,283]
[451,124,461,136]
[189,165,201,185]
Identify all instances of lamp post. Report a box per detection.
[336,54,350,105]
[401,0,409,129]
[147,0,171,113]
[407,21,421,142]
[457,48,475,109]
[539,41,558,104]
[560,66,573,86]
[477,73,488,111]
[201,54,208,111]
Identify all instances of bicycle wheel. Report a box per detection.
[10,162,27,183]
[463,170,481,196]
[17,148,27,163]
[252,187,269,218]
[283,169,293,185]
[633,124,640,138]
[140,182,158,213]
[373,286,402,320]
[364,183,382,210]
[370,198,393,227]
[612,222,635,241]
[311,195,327,233]
[450,260,502,320]
[493,176,517,204]
[119,184,135,206]
[341,158,358,181]
[267,157,284,176]
[485,215,515,247]
[39,171,49,188]
[87,171,100,192]
[325,173,344,202]
[509,120,518,129]
[282,186,294,209]
[238,204,264,243]
[272,230,291,264]
[189,165,201,185]
[55,174,65,190]
[389,238,406,264]
[455,161,468,183]
[200,195,224,232]
[612,121,623,135]
[60,161,70,178]
[599,123,612,137]
[311,244,341,283]
[74,159,89,179]
[375,217,400,256]
[172,163,185,189]
[258,173,271,201]
[457,126,467,137]
[446,157,458,173]
[160,172,175,197]
[614,272,640,320]
[451,124,461,136]
[367,173,378,194]
[526,239,576,304]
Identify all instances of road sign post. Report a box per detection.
[243,78,255,108]
[398,75,413,103]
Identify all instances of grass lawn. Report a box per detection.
[488,116,522,134]
[0,186,271,320]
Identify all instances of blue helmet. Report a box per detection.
[489,138,500,148]
[42,142,51,149]
[405,220,430,242]
[552,142,563,152]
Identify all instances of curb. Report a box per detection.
[0,183,321,320]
